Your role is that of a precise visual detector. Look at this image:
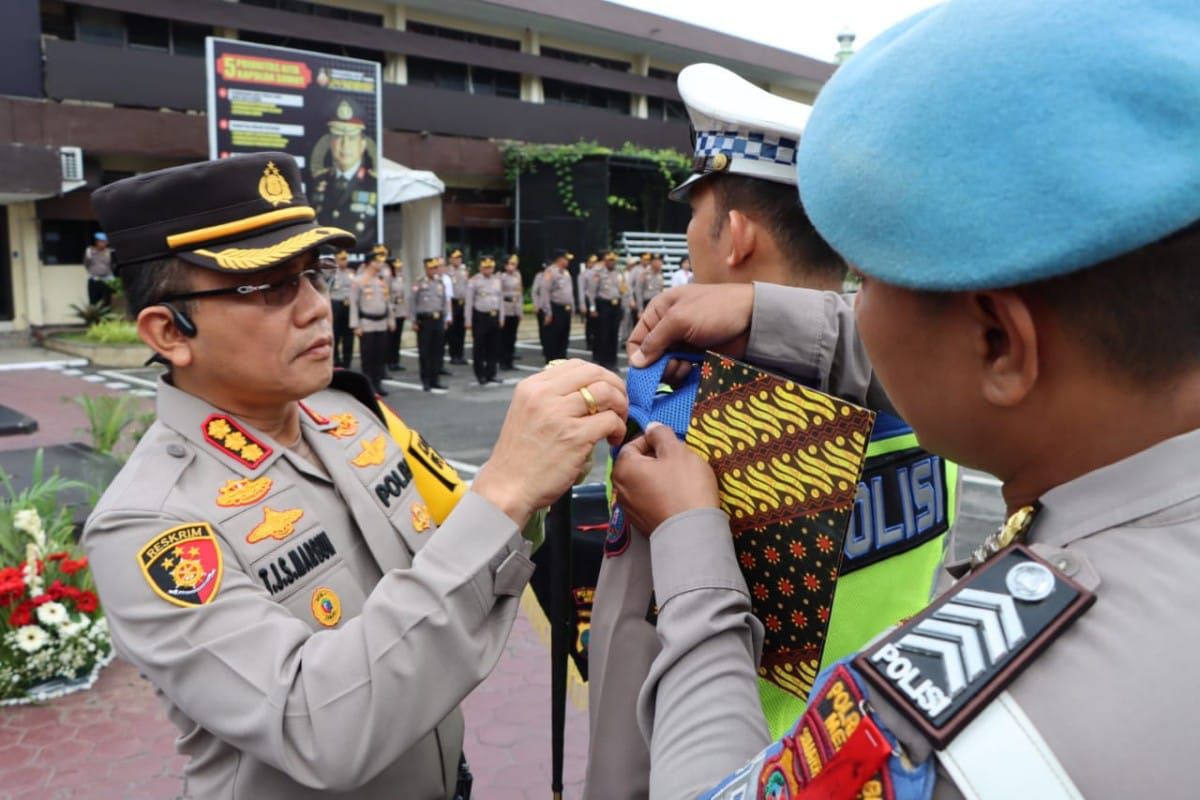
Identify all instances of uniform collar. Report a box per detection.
[1032,426,1200,548]
[155,378,333,476]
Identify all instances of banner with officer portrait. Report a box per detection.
[205,37,383,242]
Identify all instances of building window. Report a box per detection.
[543,79,630,113]
[407,21,520,51]
[240,0,386,65]
[540,46,629,73]
[407,58,520,98]
[647,67,677,81]
[40,220,99,266]
[647,96,688,122]
[40,2,213,56]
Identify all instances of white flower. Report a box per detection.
[13,509,45,545]
[15,625,49,653]
[58,617,89,638]
[36,602,69,627]
[22,543,43,595]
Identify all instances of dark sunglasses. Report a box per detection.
[161,268,331,308]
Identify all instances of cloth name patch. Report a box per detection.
[854,544,1094,748]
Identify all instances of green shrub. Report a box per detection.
[69,302,114,327]
[68,395,154,460]
[81,320,142,345]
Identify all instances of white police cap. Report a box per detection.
[669,63,812,202]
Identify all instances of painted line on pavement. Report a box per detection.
[98,370,158,391]
[0,358,88,372]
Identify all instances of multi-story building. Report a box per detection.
[0,0,833,331]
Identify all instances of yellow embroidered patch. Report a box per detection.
[193,227,348,271]
[216,476,273,508]
[326,412,359,439]
[202,414,272,469]
[246,507,305,544]
[311,586,342,627]
[351,434,387,468]
[410,502,431,533]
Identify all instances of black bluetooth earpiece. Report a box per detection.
[160,303,198,337]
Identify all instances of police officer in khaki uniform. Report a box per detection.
[586,252,624,370]
[614,2,1200,797]
[634,253,665,313]
[411,257,452,392]
[499,254,523,370]
[328,250,354,368]
[350,250,394,396]
[579,254,600,351]
[531,265,549,361]
[86,151,629,800]
[536,249,574,362]
[445,250,470,365]
[465,256,505,386]
[386,257,408,373]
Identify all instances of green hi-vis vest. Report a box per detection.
[757,411,959,738]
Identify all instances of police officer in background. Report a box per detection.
[386,257,408,373]
[86,151,630,800]
[584,63,958,800]
[618,255,641,345]
[634,253,665,314]
[586,252,624,370]
[445,250,470,366]
[466,256,505,386]
[411,257,451,393]
[579,254,600,351]
[536,249,575,362]
[328,249,355,368]
[499,254,523,370]
[350,249,393,396]
[531,263,549,362]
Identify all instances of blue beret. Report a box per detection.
[797,0,1200,290]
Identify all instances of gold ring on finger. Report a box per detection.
[578,386,599,416]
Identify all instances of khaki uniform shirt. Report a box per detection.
[84,380,536,799]
[635,269,665,310]
[627,265,645,309]
[536,266,574,310]
[329,268,353,303]
[616,282,1200,799]
[85,245,114,279]
[500,270,524,318]
[587,268,624,312]
[450,265,469,302]
[465,273,505,322]
[585,282,889,800]
[531,272,547,314]
[350,273,393,333]
[410,275,450,321]
[579,266,600,312]
[389,273,408,320]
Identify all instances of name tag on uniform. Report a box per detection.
[853,545,1094,748]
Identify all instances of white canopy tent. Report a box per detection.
[378,156,445,283]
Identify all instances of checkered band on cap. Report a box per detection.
[694,130,799,166]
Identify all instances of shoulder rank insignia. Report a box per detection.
[351,434,387,468]
[311,586,342,627]
[216,476,273,508]
[246,507,304,544]
[203,414,272,469]
[325,412,359,439]
[853,544,1094,748]
[138,523,223,608]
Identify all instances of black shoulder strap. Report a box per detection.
[329,369,387,426]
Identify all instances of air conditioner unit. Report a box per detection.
[60,146,86,193]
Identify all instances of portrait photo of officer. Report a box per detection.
[308,97,379,238]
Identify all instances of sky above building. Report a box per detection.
[608,0,943,63]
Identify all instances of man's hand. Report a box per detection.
[626,284,755,368]
[388,322,396,332]
[412,322,420,332]
[545,313,554,325]
[589,310,598,318]
[474,360,628,526]
[353,327,363,337]
[612,423,719,534]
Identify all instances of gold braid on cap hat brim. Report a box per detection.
[193,226,351,270]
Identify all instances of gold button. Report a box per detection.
[712,152,730,171]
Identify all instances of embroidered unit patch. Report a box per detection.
[351,434,387,468]
[410,502,431,532]
[138,522,224,608]
[311,586,342,627]
[202,414,272,469]
[215,476,273,508]
[246,507,304,544]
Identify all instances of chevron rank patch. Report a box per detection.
[853,544,1094,748]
